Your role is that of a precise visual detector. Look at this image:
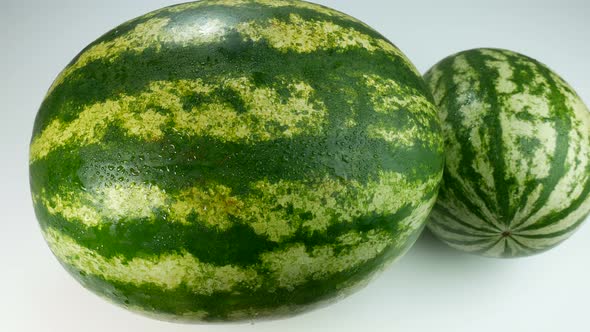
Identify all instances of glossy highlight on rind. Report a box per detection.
[30,0,444,322]
[425,48,590,258]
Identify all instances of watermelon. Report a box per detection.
[29,0,444,322]
[424,48,590,258]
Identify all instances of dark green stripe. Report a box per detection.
[436,175,500,231]
[31,37,442,195]
[505,236,535,255]
[517,175,590,232]
[427,54,502,225]
[516,213,588,239]
[36,198,416,266]
[29,126,442,200]
[474,237,506,256]
[510,217,586,256]
[462,50,512,226]
[34,12,422,136]
[62,1,394,80]
[438,234,497,247]
[57,226,414,322]
[428,214,498,239]
[507,54,573,227]
[424,47,589,257]
[429,49,582,230]
[431,203,499,234]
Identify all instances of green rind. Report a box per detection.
[33,1,424,134]
[58,222,422,323]
[30,0,444,321]
[425,48,590,258]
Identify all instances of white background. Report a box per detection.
[2,0,589,331]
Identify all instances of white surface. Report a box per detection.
[1,0,589,331]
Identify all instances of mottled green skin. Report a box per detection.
[30,0,443,321]
[425,48,590,258]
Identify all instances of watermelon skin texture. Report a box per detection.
[29,0,444,322]
[424,48,590,258]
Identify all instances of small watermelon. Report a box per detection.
[30,0,444,322]
[424,48,590,258]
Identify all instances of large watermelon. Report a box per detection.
[29,0,444,322]
[425,48,590,258]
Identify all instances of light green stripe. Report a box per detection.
[427,221,492,243]
[425,66,445,104]
[512,111,590,231]
[428,48,590,257]
[363,74,440,147]
[44,225,395,294]
[515,191,590,235]
[454,99,499,211]
[488,50,557,210]
[47,1,416,97]
[32,72,433,163]
[46,16,230,96]
[157,0,370,26]
[237,13,394,55]
[39,189,102,227]
[44,227,259,295]
[429,210,498,236]
[40,183,168,227]
[483,238,507,257]
[510,184,543,226]
[439,237,499,254]
[364,74,436,116]
[443,49,590,230]
[436,189,505,232]
[441,56,502,217]
[489,49,589,221]
[235,14,419,76]
[511,232,578,250]
[504,237,523,256]
[259,229,391,290]
[31,77,327,162]
[451,54,480,104]
[39,170,440,242]
[481,49,518,94]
